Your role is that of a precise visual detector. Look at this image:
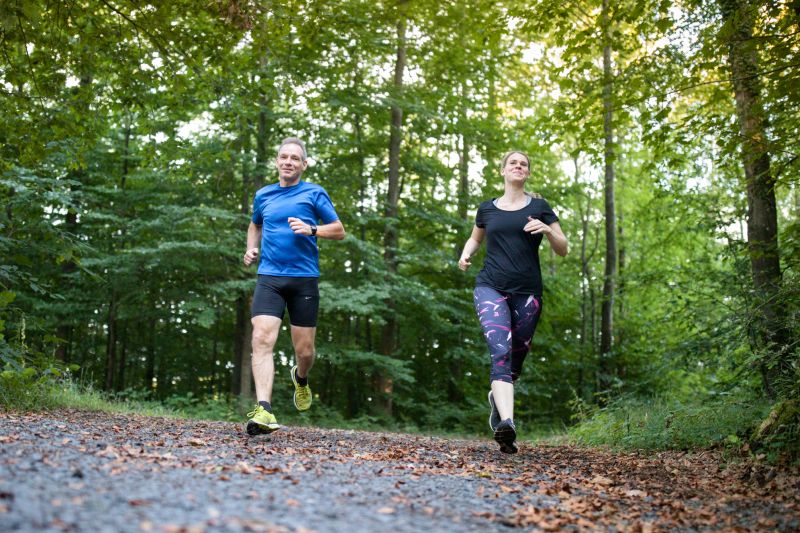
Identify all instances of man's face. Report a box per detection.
[275,143,307,181]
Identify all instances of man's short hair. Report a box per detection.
[279,137,307,161]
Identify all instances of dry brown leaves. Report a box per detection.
[2,409,798,531]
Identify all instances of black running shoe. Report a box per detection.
[488,391,501,432]
[494,418,518,454]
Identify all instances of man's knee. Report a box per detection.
[294,343,315,361]
[252,325,278,351]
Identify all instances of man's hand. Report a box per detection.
[458,255,472,271]
[243,247,259,266]
[288,217,313,235]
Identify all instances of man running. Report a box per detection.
[243,137,345,435]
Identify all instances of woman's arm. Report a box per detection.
[523,218,568,257]
[545,221,568,256]
[458,226,486,271]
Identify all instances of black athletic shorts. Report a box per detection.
[251,275,319,327]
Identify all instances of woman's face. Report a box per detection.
[502,153,530,184]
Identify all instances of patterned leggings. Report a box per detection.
[473,286,542,384]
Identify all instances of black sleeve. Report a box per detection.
[539,199,559,225]
[475,203,487,228]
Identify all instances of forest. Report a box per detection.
[1,0,798,457]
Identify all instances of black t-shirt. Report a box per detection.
[474,197,559,296]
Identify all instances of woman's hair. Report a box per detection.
[500,150,530,170]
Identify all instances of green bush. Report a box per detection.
[0,366,51,411]
[569,394,772,451]
[750,399,800,464]
[1,342,75,411]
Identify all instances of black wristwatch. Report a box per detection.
[310,224,317,236]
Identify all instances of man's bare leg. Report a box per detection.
[251,315,282,402]
[290,325,316,378]
[290,325,316,410]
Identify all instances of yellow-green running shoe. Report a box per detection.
[290,365,312,411]
[246,404,280,435]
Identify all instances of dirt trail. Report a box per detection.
[0,409,797,532]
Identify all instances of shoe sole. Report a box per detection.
[487,391,500,432]
[291,365,312,412]
[494,426,518,454]
[246,420,280,436]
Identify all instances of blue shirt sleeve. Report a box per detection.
[252,192,263,225]
[314,188,339,224]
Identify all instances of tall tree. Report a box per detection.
[598,0,618,394]
[378,4,408,415]
[718,0,792,396]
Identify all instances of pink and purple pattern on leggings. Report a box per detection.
[473,286,542,384]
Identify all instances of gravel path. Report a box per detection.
[0,410,797,532]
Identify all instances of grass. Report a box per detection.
[568,394,773,451]
[1,376,568,445]
[0,373,177,418]
[46,381,177,418]
[4,376,774,457]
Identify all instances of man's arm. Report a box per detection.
[287,218,346,240]
[243,222,262,266]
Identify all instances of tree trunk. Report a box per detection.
[719,0,790,397]
[378,12,407,416]
[239,310,253,400]
[55,207,76,363]
[116,322,127,392]
[234,110,261,400]
[57,57,93,362]
[576,157,592,400]
[156,345,167,399]
[617,210,625,361]
[145,314,156,395]
[104,293,117,391]
[254,105,270,184]
[448,84,470,403]
[232,297,244,396]
[484,58,498,183]
[599,0,617,396]
[579,203,588,398]
[211,305,219,395]
[457,83,470,225]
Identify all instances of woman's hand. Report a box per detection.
[459,227,485,271]
[524,216,552,235]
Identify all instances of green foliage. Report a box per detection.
[569,393,772,452]
[750,399,800,464]
[0,0,797,460]
[42,381,176,418]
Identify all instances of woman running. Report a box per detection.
[458,151,568,453]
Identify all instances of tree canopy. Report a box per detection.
[1,0,798,441]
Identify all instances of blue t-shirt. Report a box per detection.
[251,181,339,277]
